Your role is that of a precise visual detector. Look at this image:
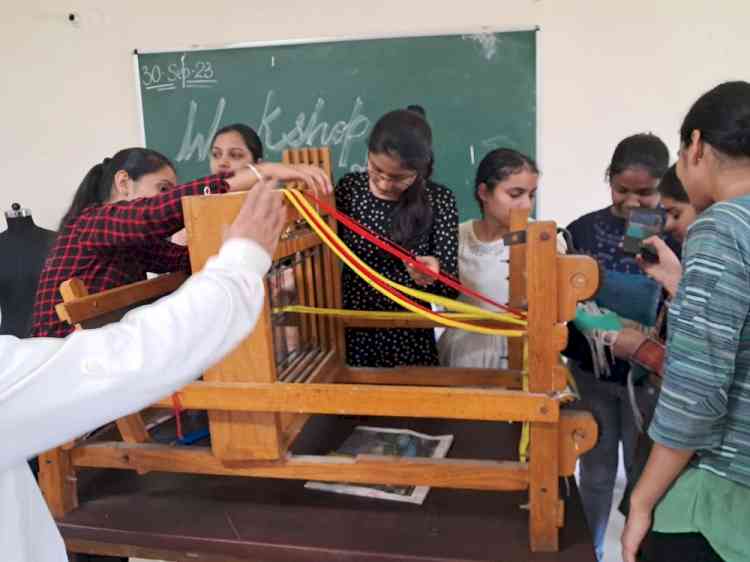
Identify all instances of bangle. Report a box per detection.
[247,163,264,182]
[630,337,665,376]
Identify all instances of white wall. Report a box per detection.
[2,1,749,231]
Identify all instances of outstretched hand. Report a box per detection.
[258,162,333,199]
[225,162,333,200]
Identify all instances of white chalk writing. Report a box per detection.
[173,92,371,171]
[140,54,217,93]
[258,90,371,169]
[175,98,226,162]
[462,33,499,61]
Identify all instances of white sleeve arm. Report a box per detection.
[0,238,270,471]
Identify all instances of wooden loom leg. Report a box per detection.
[529,423,559,550]
[204,292,283,461]
[38,447,78,518]
[526,221,562,552]
[182,194,283,461]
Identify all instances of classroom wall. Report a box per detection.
[2,1,749,232]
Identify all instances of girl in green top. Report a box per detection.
[622,81,750,562]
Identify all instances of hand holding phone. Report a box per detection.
[637,236,683,298]
[623,208,666,255]
[639,243,660,263]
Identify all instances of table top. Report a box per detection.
[59,415,595,562]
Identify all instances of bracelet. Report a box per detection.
[247,163,264,182]
[630,337,665,376]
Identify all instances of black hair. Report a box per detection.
[605,133,669,181]
[474,148,539,213]
[368,108,434,249]
[60,148,174,229]
[680,81,750,159]
[211,123,264,161]
[406,105,427,119]
[657,165,689,203]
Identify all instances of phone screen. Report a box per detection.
[623,208,665,255]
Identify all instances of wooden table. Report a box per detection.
[59,415,595,562]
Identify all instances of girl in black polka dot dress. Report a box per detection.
[336,107,459,367]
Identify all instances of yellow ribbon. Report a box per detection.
[282,189,527,337]
[274,306,507,321]
[285,189,525,325]
[274,305,523,337]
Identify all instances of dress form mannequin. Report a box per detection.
[0,203,56,337]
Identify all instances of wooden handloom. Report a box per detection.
[39,147,600,553]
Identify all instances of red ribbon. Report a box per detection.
[302,191,526,319]
[290,191,435,315]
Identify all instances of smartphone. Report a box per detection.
[623,208,665,255]
[639,242,660,263]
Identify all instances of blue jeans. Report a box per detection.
[570,363,652,561]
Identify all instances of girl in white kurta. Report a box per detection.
[438,149,563,368]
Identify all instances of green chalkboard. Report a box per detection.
[136,30,536,219]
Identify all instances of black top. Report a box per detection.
[0,215,56,337]
[336,172,459,367]
[563,206,678,383]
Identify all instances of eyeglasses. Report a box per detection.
[367,162,417,188]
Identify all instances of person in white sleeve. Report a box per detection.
[0,177,308,562]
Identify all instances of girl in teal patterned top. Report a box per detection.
[622,81,750,562]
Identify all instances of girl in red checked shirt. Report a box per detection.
[31,147,331,338]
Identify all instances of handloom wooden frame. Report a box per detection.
[39,147,599,553]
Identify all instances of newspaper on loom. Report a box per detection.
[304,425,454,504]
